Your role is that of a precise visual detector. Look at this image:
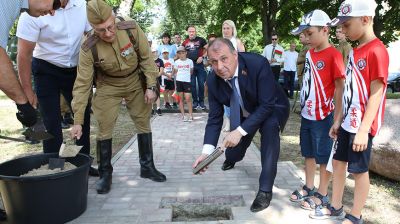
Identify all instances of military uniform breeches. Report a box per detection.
[92,78,152,140]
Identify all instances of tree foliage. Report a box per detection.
[164,0,400,53]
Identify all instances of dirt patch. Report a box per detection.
[253,110,400,224]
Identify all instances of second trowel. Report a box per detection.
[48,141,82,170]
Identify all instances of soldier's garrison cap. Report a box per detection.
[87,0,113,24]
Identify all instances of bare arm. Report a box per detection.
[352,80,385,151]
[333,78,345,124]
[0,47,28,104]
[17,38,37,108]
[237,38,246,52]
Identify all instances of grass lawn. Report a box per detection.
[0,91,136,164]
[253,108,400,224]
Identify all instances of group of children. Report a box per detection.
[289,0,389,223]
[152,45,194,121]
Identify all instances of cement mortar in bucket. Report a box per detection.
[0,153,91,224]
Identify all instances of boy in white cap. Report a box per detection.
[161,48,175,109]
[289,9,346,214]
[313,1,389,223]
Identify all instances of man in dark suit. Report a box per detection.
[193,38,290,212]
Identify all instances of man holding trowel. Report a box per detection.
[16,0,98,176]
[71,0,166,195]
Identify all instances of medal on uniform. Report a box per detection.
[120,42,133,58]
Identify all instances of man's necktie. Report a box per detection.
[229,77,241,131]
[271,46,275,60]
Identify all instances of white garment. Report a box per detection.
[174,59,193,82]
[16,0,91,68]
[229,37,238,51]
[261,44,285,66]
[283,50,299,71]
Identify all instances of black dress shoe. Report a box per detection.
[250,190,272,212]
[221,160,235,171]
[0,209,6,221]
[89,167,99,177]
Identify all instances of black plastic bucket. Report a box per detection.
[0,153,90,224]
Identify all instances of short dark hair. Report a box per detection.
[186,25,196,31]
[161,32,171,39]
[208,38,236,54]
[207,34,217,40]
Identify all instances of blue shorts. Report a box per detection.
[333,127,373,173]
[300,113,333,164]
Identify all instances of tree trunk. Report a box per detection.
[117,0,136,17]
[260,0,278,45]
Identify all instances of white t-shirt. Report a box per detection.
[283,50,299,71]
[162,58,174,78]
[175,59,193,82]
[16,0,91,68]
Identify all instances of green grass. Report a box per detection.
[386,92,400,99]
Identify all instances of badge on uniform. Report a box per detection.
[120,42,134,58]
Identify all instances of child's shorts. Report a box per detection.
[333,127,373,173]
[176,81,191,93]
[300,113,333,164]
[164,79,175,90]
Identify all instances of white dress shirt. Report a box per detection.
[202,65,249,155]
[283,50,299,71]
[16,0,91,68]
[261,43,285,66]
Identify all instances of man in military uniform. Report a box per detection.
[70,0,166,194]
[335,26,352,66]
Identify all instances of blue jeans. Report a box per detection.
[32,58,91,154]
[190,63,207,106]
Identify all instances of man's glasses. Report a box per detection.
[53,0,62,10]
[95,22,116,34]
[271,38,278,41]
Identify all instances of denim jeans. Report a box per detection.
[190,63,207,106]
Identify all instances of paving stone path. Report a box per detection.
[70,113,340,224]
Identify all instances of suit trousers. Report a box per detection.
[32,58,91,154]
[225,114,280,192]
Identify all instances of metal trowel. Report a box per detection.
[48,141,82,170]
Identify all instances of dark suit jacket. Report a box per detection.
[204,52,290,147]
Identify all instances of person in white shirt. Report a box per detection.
[283,42,299,98]
[16,0,98,176]
[173,46,194,121]
[261,34,285,82]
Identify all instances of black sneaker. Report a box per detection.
[165,103,172,109]
[172,102,178,109]
[157,108,162,116]
[151,109,155,116]
[199,104,207,110]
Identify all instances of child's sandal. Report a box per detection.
[289,185,316,202]
[344,214,364,224]
[301,192,329,210]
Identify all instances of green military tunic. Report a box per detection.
[72,16,158,140]
[296,44,309,89]
[337,40,352,67]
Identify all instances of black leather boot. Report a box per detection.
[96,139,113,194]
[137,133,166,182]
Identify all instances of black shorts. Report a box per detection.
[164,79,175,90]
[333,127,373,173]
[176,81,191,93]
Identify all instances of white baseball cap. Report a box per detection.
[161,48,169,53]
[329,0,378,26]
[291,10,331,35]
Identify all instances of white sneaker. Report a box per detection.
[188,117,193,122]
[182,116,188,122]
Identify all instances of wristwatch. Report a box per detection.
[147,86,157,92]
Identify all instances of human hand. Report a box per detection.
[352,130,369,152]
[192,153,209,174]
[196,57,203,64]
[70,125,82,140]
[24,88,38,109]
[329,122,341,140]
[223,129,242,148]
[271,58,277,63]
[144,89,156,104]
[16,103,37,127]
